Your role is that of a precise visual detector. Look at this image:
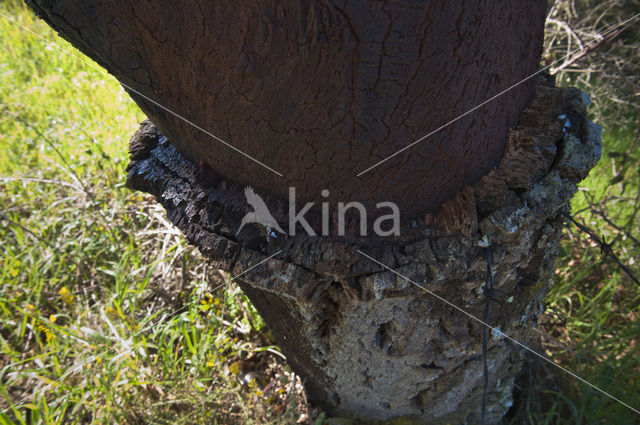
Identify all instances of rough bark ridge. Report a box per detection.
[26,0,546,219]
[126,78,602,424]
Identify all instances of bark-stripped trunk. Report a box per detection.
[26,1,603,423]
[26,0,547,220]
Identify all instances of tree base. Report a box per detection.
[126,77,601,424]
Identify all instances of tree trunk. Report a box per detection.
[27,1,603,423]
[124,83,601,423]
[27,0,547,219]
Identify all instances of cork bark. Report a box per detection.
[125,80,601,423]
[24,1,603,422]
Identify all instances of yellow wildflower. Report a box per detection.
[58,287,74,304]
[206,352,216,367]
[37,324,54,342]
[49,314,57,323]
[201,293,214,312]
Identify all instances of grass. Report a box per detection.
[512,5,640,422]
[0,2,312,424]
[0,0,639,424]
[522,121,640,424]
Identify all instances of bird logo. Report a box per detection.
[236,187,286,235]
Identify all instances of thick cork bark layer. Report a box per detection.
[126,78,601,423]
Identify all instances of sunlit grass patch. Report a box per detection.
[0,1,312,424]
[511,13,640,422]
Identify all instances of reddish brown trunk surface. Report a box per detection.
[27,0,546,219]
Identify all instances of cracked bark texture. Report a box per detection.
[124,80,602,424]
[26,0,547,221]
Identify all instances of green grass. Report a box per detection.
[523,121,640,424]
[511,20,640,422]
[0,1,639,424]
[0,2,310,424]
